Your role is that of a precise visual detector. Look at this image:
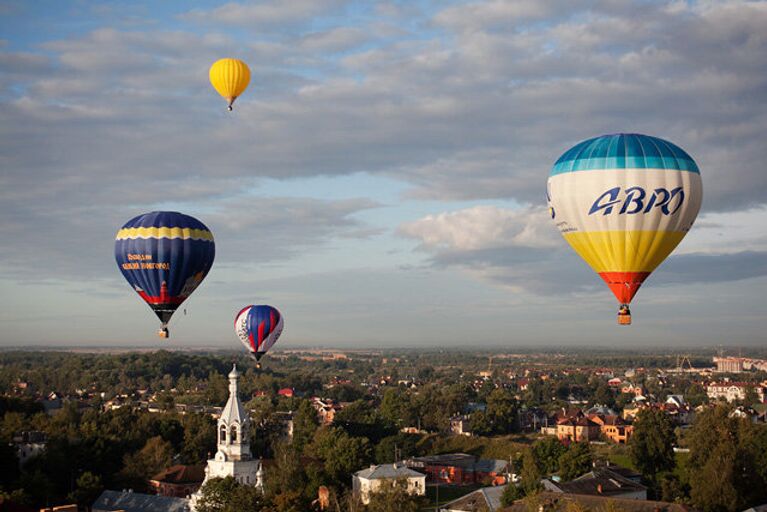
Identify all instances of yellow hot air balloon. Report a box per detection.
[547,133,702,325]
[209,58,251,111]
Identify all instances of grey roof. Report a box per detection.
[354,463,426,480]
[440,485,505,511]
[473,459,509,474]
[411,453,508,474]
[544,468,647,497]
[412,453,476,468]
[92,490,190,512]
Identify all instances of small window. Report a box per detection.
[231,425,237,442]
[220,425,227,443]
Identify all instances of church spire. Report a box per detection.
[216,364,251,461]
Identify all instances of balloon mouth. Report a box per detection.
[226,96,237,111]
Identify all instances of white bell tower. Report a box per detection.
[190,365,264,510]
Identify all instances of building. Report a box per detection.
[439,485,505,511]
[587,415,634,444]
[352,463,426,505]
[189,365,264,511]
[714,356,744,373]
[92,490,191,512]
[449,415,472,436]
[312,397,343,425]
[406,453,509,486]
[12,431,47,467]
[706,382,766,403]
[556,416,601,443]
[148,465,205,498]
[542,468,647,500]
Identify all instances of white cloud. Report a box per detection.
[182,0,346,27]
[399,205,558,251]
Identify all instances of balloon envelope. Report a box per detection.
[235,305,284,360]
[209,58,250,109]
[115,211,215,333]
[547,133,702,305]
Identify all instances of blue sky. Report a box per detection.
[1,0,766,349]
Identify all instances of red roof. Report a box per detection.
[150,465,205,484]
[278,388,294,397]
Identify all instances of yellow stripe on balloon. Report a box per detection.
[115,227,214,241]
[562,230,686,273]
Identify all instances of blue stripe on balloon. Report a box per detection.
[550,133,699,175]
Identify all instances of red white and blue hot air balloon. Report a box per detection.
[235,305,284,361]
[115,211,215,338]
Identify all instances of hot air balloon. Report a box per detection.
[235,305,284,363]
[209,58,250,111]
[115,211,215,338]
[547,133,702,324]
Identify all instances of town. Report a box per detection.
[2,348,767,512]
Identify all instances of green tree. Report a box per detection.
[486,389,518,434]
[67,471,103,507]
[520,449,543,495]
[0,442,20,487]
[687,405,767,511]
[180,413,216,464]
[500,482,524,506]
[532,437,566,475]
[119,436,173,491]
[292,399,319,453]
[366,479,421,512]
[629,408,675,492]
[307,427,372,485]
[593,383,615,408]
[558,442,592,481]
[195,476,265,512]
[469,411,492,436]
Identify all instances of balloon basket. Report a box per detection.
[617,314,632,325]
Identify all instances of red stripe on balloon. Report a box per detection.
[598,272,651,304]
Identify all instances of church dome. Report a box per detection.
[228,364,240,379]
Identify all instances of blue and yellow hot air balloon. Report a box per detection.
[115,212,215,338]
[234,305,284,362]
[547,133,702,324]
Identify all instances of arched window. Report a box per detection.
[220,425,227,443]
[230,425,238,442]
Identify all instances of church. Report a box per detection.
[93,365,264,512]
[190,365,264,509]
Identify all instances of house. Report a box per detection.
[622,402,646,420]
[92,490,190,512]
[12,431,47,467]
[607,377,623,388]
[148,465,204,498]
[556,416,601,443]
[352,463,426,505]
[312,398,343,425]
[272,411,295,440]
[406,453,510,486]
[542,468,647,500]
[449,415,472,436]
[587,415,634,444]
[621,383,645,397]
[439,485,505,511]
[706,382,765,403]
[277,388,294,398]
